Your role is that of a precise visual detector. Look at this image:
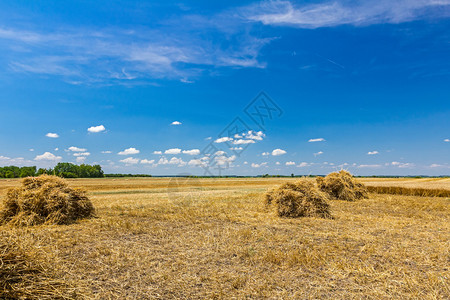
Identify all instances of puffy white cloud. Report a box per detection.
[444,139,450,142]
[153,150,162,155]
[87,125,106,133]
[251,162,267,168]
[233,139,255,145]
[215,137,233,143]
[285,161,296,166]
[215,154,236,166]
[120,157,139,164]
[245,130,265,140]
[262,152,270,156]
[308,138,325,142]
[272,149,286,156]
[68,146,87,152]
[54,148,59,151]
[46,132,59,138]
[169,157,186,166]
[101,150,112,154]
[141,159,155,164]
[158,157,169,165]
[29,149,34,152]
[118,147,140,155]
[171,121,182,125]
[188,159,207,167]
[76,157,86,163]
[297,162,310,167]
[73,152,90,157]
[313,151,323,156]
[165,148,181,155]
[182,149,200,155]
[368,151,379,155]
[34,152,62,161]
[215,151,226,156]
[275,162,280,165]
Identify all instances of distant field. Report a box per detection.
[1,177,449,299]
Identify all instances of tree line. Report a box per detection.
[0,163,104,178]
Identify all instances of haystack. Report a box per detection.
[0,175,94,226]
[265,179,331,218]
[316,170,368,201]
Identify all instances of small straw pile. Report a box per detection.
[316,170,368,201]
[0,175,95,226]
[265,178,332,218]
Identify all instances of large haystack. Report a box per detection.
[316,170,368,201]
[265,179,332,218]
[0,175,94,226]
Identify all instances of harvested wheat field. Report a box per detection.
[1,177,449,299]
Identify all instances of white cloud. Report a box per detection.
[391,161,415,168]
[275,162,280,165]
[285,161,296,166]
[188,159,207,167]
[141,159,155,164]
[215,137,233,143]
[158,157,169,165]
[120,157,139,164]
[73,152,90,157]
[153,150,162,155]
[368,151,379,155]
[182,149,200,155]
[262,152,270,156]
[46,132,59,138]
[165,148,182,155]
[87,125,106,133]
[272,149,286,156]
[76,157,86,163]
[358,164,382,168]
[118,147,140,155]
[34,152,62,161]
[297,162,310,167]
[245,130,265,140]
[54,148,59,151]
[29,149,34,152]
[444,139,450,142]
[308,138,325,142]
[169,157,186,166]
[205,137,212,140]
[171,121,182,125]
[215,154,236,166]
[101,151,112,154]
[314,151,323,157]
[233,139,255,145]
[251,162,268,168]
[67,146,87,152]
[230,147,243,151]
[245,0,450,28]
[429,163,442,168]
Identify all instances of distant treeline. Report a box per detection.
[104,174,152,178]
[0,163,104,178]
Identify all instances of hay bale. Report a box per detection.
[265,179,332,218]
[0,175,95,226]
[316,170,368,201]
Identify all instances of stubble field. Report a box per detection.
[1,177,449,299]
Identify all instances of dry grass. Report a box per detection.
[316,170,368,201]
[0,175,95,226]
[0,177,449,299]
[265,179,332,218]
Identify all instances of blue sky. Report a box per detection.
[0,0,449,176]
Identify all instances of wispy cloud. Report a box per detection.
[308,138,325,142]
[244,0,450,28]
[368,151,379,155]
[171,121,182,125]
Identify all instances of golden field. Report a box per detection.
[1,177,449,299]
